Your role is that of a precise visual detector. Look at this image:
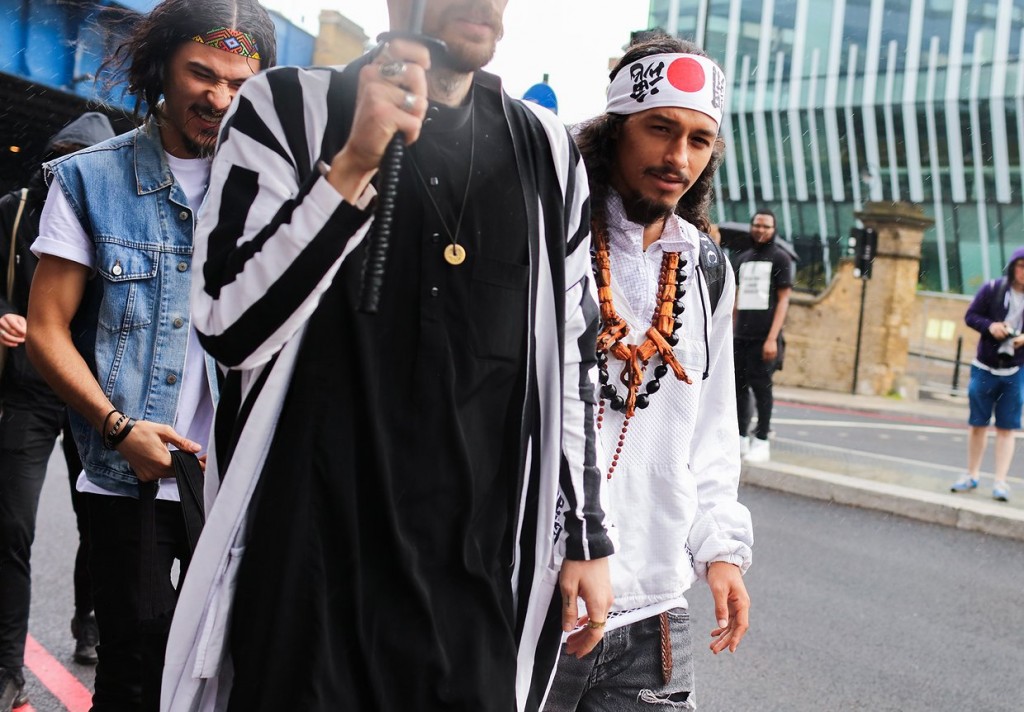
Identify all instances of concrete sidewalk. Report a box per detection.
[744,385,1024,541]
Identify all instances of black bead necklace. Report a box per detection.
[596,257,689,411]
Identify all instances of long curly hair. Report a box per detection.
[99,0,278,120]
[575,35,724,235]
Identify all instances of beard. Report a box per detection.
[616,166,690,226]
[429,1,504,73]
[181,109,224,158]
[183,133,216,158]
[617,188,678,227]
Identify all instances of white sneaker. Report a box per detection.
[739,435,750,457]
[993,481,1011,502]
[745,437,770,463]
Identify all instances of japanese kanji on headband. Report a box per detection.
[605,53,725,128]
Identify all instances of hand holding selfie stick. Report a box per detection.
[359,0,446,314]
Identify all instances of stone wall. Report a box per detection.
[777,272,979,397]
[774,259,863,394]
[907,291,976,393]
[772,202,934,396]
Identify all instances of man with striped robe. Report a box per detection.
[163,1,613,710]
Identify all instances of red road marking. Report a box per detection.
[24,635,92,712]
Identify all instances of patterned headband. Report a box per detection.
[192,27,261,60]
[606,53,725,128]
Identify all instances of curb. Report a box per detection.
[742,460,1024,542]
[775,394,966,424]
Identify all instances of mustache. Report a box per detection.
[644,166,690,188]
[190,104,227,122]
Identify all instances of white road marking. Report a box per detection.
[775,416,1024,439]
[773,418,963,434]
[773,436,1023,485]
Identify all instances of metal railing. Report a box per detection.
[788,235,847,294]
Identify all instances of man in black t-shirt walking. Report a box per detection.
[732,208,792,462]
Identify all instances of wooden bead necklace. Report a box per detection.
[592,221,692,479]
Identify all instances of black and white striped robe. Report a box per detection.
[162,63,612,711]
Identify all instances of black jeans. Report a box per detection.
[62,420,92,619]
[734,338,778,440]
[0,402,86,671]
[85,493,188,712]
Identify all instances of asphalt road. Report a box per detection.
[688,484,1024,712]
[22,446,95,712]
[20,411,1024,711]
[769,401,1024,500]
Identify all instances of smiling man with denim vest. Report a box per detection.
[23,1,276,709]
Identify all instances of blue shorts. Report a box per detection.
[968,365,1024,430]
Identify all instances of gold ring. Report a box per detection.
[585,619,606,629]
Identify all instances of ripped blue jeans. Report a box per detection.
[543,608,696,711]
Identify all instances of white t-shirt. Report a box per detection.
[1007,289,1024,332]
[736,261,773,311]
[33,153,215,501]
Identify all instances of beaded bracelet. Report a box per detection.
[106,417,136,450]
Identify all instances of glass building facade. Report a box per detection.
[649,0,1024,293]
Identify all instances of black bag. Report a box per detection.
[138,451,205,709]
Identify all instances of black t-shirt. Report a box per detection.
[732,239,794,341]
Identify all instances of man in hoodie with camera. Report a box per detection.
[952,247,1024,502]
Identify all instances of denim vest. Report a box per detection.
[46,120,218,497]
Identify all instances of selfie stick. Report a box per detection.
[358,0,444,314]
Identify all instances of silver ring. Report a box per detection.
[380,61,407,78]
[401,92,417,112]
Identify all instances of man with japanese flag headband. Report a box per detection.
[545,36,752,710]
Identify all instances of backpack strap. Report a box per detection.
[5,189,28,304]
[693,231,728,381]
[697,230,726,314]
[994,277,1010,312]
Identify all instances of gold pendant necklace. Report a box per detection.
[444,243,467,265]
[409,98,476,267]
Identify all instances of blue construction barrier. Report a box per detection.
[0,0,314,110]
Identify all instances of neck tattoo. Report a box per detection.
[408,100,476,266]
[592,218,693,479]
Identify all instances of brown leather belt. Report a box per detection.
[659,611,673,684]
